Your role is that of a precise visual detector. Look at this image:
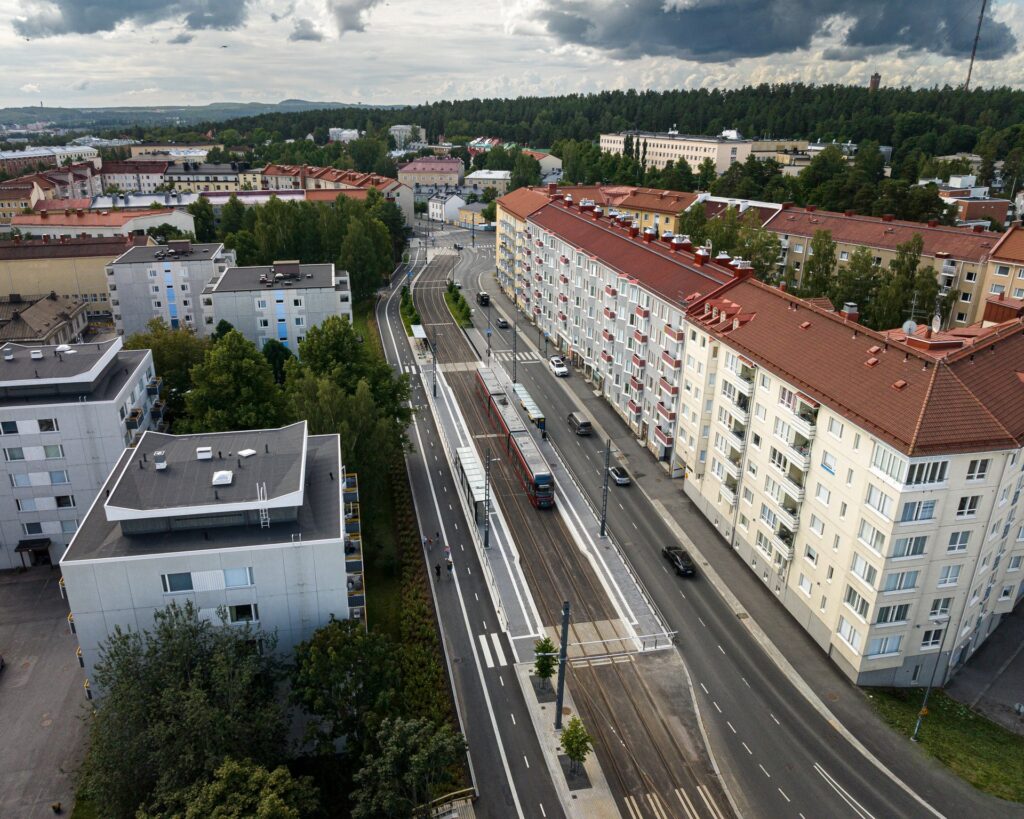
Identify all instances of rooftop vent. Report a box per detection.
[892,379,908,391]
[30,350,43,360]
[212,470,233,486]
[196,446,213,461]
[154,450,167,470]
[865,357,879,367]
[3,352,13,362]
[239,448,256,458]
[799,321,811,330]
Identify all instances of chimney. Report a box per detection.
[642,227,656,243]
[882,213,895,222]
[694,248,708,267]
[778,281,787,292]
[839,302,860,322]
[844,210,854,217]
[927,219,938,227]
[806,204,817,213]
[547,182,557,194]
[973,224,984,233]
[660,230,674,244]
[628,222,640,238]
[781,201,793,210]
[678,235,692,251]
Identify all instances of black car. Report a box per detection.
[453,242,464,250]
[662,546,696,576]
[496,317,510,329]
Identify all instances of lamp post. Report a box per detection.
[430,331,439,398]
[512,287,519,384]
[911,614,952,743]
[483,450,499,549]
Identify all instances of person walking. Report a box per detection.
[434,563,441,581]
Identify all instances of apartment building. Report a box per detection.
[428,193,466,224]
[106,240,236,336]
[11,207,194,240]
[464,170,511,195]
[100,160,170,194]
[202,260,351,350]
[600,130,752,174]
[0,337,158,569]
[678,279,1024,685]
[130,144,219,161]
[0,145,99,175]
[163,162,240,193]
[608,187,699,235]
[253,165,414,224]
[0,235,150,320]
[60,420,363,682]
[398,157,465,187]
[0,293,87,345]
[495,187,551,300]
[0,187,36,230]
[762,206,998,325]
[979,225,1024,303]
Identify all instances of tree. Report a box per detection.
[799,229,837,296]
[180,330,286,432]
[350,717,466,819]
[210,319,235,342]
[734,210,782,281]
[348,137,386,173]
[123,319,210,418]
[559,716,593,775]
[867,234,926,330]
[147,222,191,241]
[696,157,717,190]
[828,246,879,321]
[224,228,260,265]
[481,201,496,222]
[219,194,246,237]
[533,636,556,689]
[509,151,542,191]
[291,617,400,754]
[78,601,286,819]
[188,197,216,242]
[341,217,389,302]
[262,338,294,384]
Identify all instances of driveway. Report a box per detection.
[0,568,89,817]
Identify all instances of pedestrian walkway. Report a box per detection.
[489,350,542,363]
[477,632,513,668]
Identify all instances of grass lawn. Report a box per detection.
[867,687,1024,802]
[70,798,99,819]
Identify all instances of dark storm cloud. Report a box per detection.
[531,0,1016,62]
[329,0,385,35]
[14,1,250,38]
[289,18,324,41]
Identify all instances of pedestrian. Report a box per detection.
[435,563,441,580]
[446,559,453,579]
[422,536,429,551]
[435,531,440,545]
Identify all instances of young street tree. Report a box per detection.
[533,636,557,690]
[559,715,594,775]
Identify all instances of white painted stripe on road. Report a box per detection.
[478,633,494,668]
[778,788,791,803]
[647,793,668,819]
[697,785,727,819]
[742,741,752,755]
[700,682,709,694]
[675,788,699,819]
[490,632,508,666]
[814,763,876,819]
[726,721,736,733]
[713,701,722,713]
[623,795,643,819]
[759,764,771,778]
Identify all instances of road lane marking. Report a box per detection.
[742,742,752,755]
[623,796,643,819]
[718,644,725,655]
[697,785,727,819]
[726,721,736,733]
[477,634,494,668]
[510,713,516,725]
[742,677,750,687]
[675,788,699,819]
[713,701,722,713]
[490,632,508,666]
[759,764,771,778]
[698,616,706,627]
[770,713,781,725]
[700,682,709,694]
[523,755,530,769]
[778,788,791,803]
[814,763,875,819]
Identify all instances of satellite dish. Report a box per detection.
[931,314,942,333]
[902,320,918,335]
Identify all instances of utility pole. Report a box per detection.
[483,449,495,549]
[911,614,952,742]
[599,439,611,537]
[554,600,571,730]
[964,0,989,91]
[430,331,438,398]
[512,288,519,384]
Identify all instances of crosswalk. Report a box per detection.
[488,350,542,363]
[402,364,418,375]
[623,786,716,819]
[477,631,511,668]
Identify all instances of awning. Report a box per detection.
[411,324,427,340]
[16,538,52,553]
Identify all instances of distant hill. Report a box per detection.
[0,99,403,129]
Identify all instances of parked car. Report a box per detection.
[609,465,631,485]
[549,356,569,377]
[662,546,696,576]
[496,317,510,329]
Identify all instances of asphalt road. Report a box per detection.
[450,244,957,819]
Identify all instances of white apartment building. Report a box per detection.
[496,189,1024,687]
[600,130,752,174]
[0,338,158,569]
[60,421,364,683]
[106,239,236,337]
[202,260,352,351]
[99,161,169,194]
[329,128,362,143]
[429,193,466,224]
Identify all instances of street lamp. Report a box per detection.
[911,614,952,743]
[483,450,499,549]
[512,287,519,384]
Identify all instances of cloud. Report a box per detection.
[14,0,251,38]
[20,83,41,94]
[271,2,296,22]
[168,32,195,44]
[125,87,159,96]
[289,18,324,40]
[329,0,384,35]
[70,79,90,91]
[520,0,1017,62]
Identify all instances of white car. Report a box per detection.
[549,356,569,377]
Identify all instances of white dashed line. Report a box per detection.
[742,742,752,755]
[759,764,771,778]
[726,721,736,734]
[770,713,781,726]
[713,701,722,713]
[700,682,709,694]
[698,616,706,627]
[778,788,790,803]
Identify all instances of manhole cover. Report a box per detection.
[826,691,840,702]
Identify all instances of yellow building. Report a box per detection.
[457,203,489,228]
[979,225,1024,306]
[494,187,552,304]
[0,235,152,320]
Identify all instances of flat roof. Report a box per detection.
[0,339,119,383]
[111,242,223,265]
[210,263,336,293]
[0,349,148,406]
[63,429,342,562]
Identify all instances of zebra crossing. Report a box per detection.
[488,350,542,364]
[477,631,512,668]
[402,364,418,375]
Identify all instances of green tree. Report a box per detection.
[181,330,286,432]
[696,157,717,190]
[187,197,216,242]
[510,151,542,191]
[262,338,294,385]
[210,319,235,342]
[481,201,497,222]
[559,716,594,775]
[867,234,926,330]
[533,636,556,689]
[734,210,782,281]
[828,246,880,320]
[219,194,246,237]
[78,601,285,819]
[147,222,191,241]
[224,229,260,265]
[123,319,210,418]
[291,617,399,754]
[341,217,390,302]
[678,203,708,246]
[799,229,837,297]
[350,717,466,819]
[348,137,386,172]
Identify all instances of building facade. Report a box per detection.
[428,193,466,224]
[202,260,352,350]
[464,170,511,195]
[100,161,170,194]
[600,130,752,174]
[60,421,363,683]
[980,225,1024,303]
[106,240,236,336]
[163,163,240,193]
[0,338,158,569]
[398,157,465,188]
[0,293,88,345]
[11,208,194,239]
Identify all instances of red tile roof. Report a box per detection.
[32,198,92,212]
[989,225,1024,264]
[763,207,997,262]
[12,208,176,227]
[100,161,169,175]
[398,158,463,174]
[609,187,698,215]
[687,278,1024,455]
[497,188,550,220]
[530,199,734,309]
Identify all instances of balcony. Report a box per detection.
[629,375,643,393]
[770,526,795,561]
[146,376,162,397]
[632,354,646,370]
[778,470,805,502]
[343,472,359,503]
[559,273,569,284]
[720,480,738,507]
[627,399,642,416]
[604,307,617,320]
[726,368,753,397]
[726,424,746,452]
[125,407,144,430]
[776,502,799,532]
[149,399,165,421]
[665,325,685,342]
[783,437,812,471]
[724,393,750,425]
[656,401,676,422]
[633,329,648,344]
[602,328,614,342]
[605,285,618,298]
[654,425,673,447]
[789,402,818,439]
[721,454,741,479]
[661,350,682,370]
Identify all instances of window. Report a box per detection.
[259,319,269,328]
[882,570,918,592]
[921,628,943,649]
[930,597,952,617]
[223,567,254,588]
[10,473,30,487]
[256,299,268,310]
[858,519,885,553]
[948,531,970,552]
[844,585,870,619]
[867,635,903,656]
[967,459,989,481]
[1010,555,1023,571]
[809,514,825,536]
[55,495,75,508]
[837,616,862,650]
[161,572,193,593]
[22,521,43,535]
[938,565,961,587]
[956,495,980,518]
[892,536,927,558]
[60,519,78,534]
[760,504,778,529]
[798,573,812,595]
[228,603,259,623]
[804,545,818,565]
[15,498,36,512]
[44,444,64,459]
[865,484,893,518]
[900,500,936,523]
[907,460,948,487]
[815,483,831,505]
[821,451,837,475]
[37,418,58,432]
[827,417,844,439]
[851,553,878,586]
[4,447,24,461]
[0,420,17,434]
[294,317,305,326]
[292,298,303,307]
[48,470,69,485]
[876,604,909,624]
[1000,585,1015,601]
[872,443,906,483]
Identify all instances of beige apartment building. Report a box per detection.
[600,130,752,174]
[678,280,1024,686]
[762,206,998,325]
[0,235,152,319]
[979,225,1024,304]
[397,157,464,187]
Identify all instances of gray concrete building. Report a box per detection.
[0,337,158,569]
[60,421,363,683]
[202,260,352,352]
[106,239,236,337]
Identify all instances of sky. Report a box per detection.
[1,0,1023,109]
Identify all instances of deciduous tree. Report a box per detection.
[123,319,210,418]
[559,716,594,775]
[533,636,556,689]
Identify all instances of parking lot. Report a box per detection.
[0,568,89,817]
